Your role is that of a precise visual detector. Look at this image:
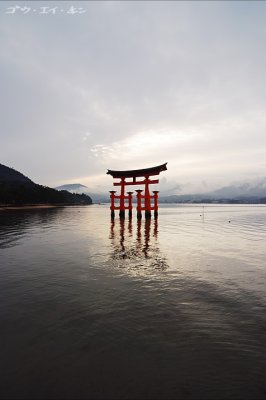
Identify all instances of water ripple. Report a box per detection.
[0,205,266,399]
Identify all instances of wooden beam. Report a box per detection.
[114,179,159,186]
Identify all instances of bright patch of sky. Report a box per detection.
[1,1,266,194]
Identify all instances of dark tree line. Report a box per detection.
[0,182,92,205]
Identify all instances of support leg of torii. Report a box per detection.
[144,175,151,219]
[153,191,159,219]
[136,190,142,219]
[110,191,116,219]
[119,178,125,219]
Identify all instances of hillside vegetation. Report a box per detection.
[0,164,92,206]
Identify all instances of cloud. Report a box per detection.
[0,0,266,191]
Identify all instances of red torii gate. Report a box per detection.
[107,163,167,219]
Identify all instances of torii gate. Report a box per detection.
[107,163,167,219]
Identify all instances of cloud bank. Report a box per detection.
[1,1,266,193]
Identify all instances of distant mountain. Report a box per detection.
[208,179,266,199]
[55,183,89,193]
[159,178,266,204]
[0,164,92,206]
[159,194,214,203]
[55,183,109,203]
[85,193,109,203]
[55,178,266,204]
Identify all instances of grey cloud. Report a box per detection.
[1,1,266,188]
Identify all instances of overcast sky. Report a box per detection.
[1,1,266,194]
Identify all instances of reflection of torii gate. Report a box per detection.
[107,163,167,219]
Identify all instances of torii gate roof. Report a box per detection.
[107,162,167,179]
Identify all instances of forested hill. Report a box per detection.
[0,164,92,206]
[0,163,34,184]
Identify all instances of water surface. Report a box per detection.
[0,204,266,399]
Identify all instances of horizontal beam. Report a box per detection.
[114,179,159,186]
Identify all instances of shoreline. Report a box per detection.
[0,204,93,211]
[0,204,62,211]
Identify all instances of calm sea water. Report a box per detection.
[0,204,266,399]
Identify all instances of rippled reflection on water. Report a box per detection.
[0,205,266,399]
[109,218,169,276]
